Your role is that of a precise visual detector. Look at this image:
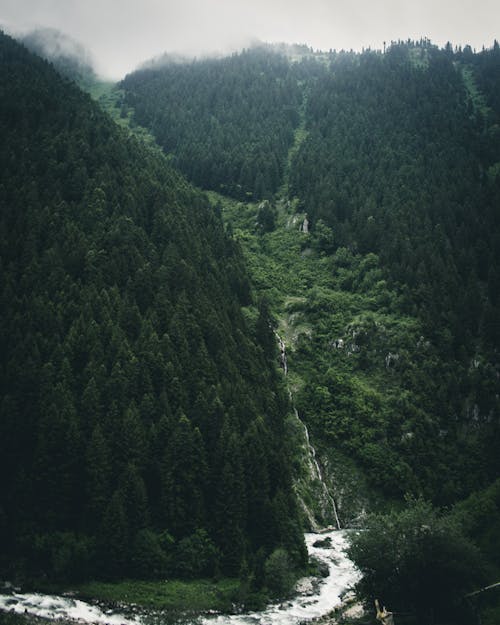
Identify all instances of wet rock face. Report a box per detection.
[275,332,342,530]
[312,537,332,549]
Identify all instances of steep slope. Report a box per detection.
[22,27,97,89]
[121,47,305,200]
[0,31,306,583]
[288,41,500,505]
[118,38,500,509]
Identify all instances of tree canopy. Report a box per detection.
[0,31,305,583]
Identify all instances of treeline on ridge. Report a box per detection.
[123,38,500,507]
[120,48,305,200]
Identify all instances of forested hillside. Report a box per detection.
[3,28,500,623]
[120,48,305,200]
[0,31,306,584]
[123,39,500,509]
[22,28,97,89]
[288,41,500,505]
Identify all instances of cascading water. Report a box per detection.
[201,530,360,625]
[0,591,142,624]
[276,332,341,530]
[300,417,341,531]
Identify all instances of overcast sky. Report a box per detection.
[1,0,499,79]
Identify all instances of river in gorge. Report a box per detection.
[1,332,361,625]
[0,529,359,625]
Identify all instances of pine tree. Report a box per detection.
[85,424,111,532]
[161,416,207,537]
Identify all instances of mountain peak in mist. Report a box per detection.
[22,27,96,85]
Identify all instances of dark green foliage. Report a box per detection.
[188,40,500,615]
[120,39,500,511]
[131,529,169,579]
[287,41,500,504]
[452,479,500,578]
[71,577,242,613]
[257,201,277,233]
[348,499,487,625]
[173,529,219,578]
[255,297,277,363]
[213,421,247,574]
[0,31,305,582]
[465,40,500,118]
[160,416,207,537]
[290,42,500,359]
[21,28,97,90]
[100,490,129,577]
[263,548,295,597]
[3,31,500,613]
[121,47,303,200]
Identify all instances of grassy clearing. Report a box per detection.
[87,80,164,154]
[71,578,240,612]
[461,65,490,115]
[208,184,430,520]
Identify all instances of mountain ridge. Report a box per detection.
[0,29,306,586]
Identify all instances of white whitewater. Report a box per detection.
[300,416,341,531]
[276,332,341,530]
[0,590,141,624]
[203,529,359,625]
[0,530,359,624]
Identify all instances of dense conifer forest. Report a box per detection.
[2,26,500,624]
[120,48,305,200]
[288,41,500,504]
[118,39,500,621]
[121,40,500,504]
[0,31,306,584]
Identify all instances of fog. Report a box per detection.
[1,0,499,79]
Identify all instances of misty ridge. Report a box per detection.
[136,42,323,72]
[16,25,500,82]
[22,27,94,66]
[21,27,97,87]
[19,27,318,77]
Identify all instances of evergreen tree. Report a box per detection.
[161,416,207,537]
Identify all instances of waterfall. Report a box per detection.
[0,335,354,625]
[276,332,341,530]
[277,333,288,375]
[300,414,341,531]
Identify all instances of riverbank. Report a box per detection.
[66,578,241,612]
[1,530,359,625]
[0,577,246,625]
[305,591,368,625]
[0,578,242,625]
[0,613,64,625]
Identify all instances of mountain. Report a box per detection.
[288,40,500,504]
[122,39,500,507]
[22,28,97,88]
[120,47,306,200]
[0,31,306,583]
[3,27,500,621]
[120,41,500,619]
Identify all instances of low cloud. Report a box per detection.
[1,0,499,79]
